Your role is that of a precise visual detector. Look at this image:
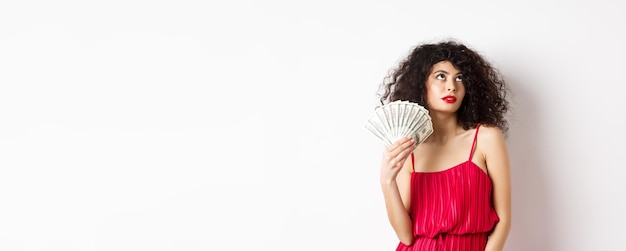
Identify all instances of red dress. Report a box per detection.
[396,125,499,251]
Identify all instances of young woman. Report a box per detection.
[377,40,511,251]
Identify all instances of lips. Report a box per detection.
[442,95,457,103]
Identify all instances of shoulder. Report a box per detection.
[476,125,509,168]
[477,124,505,144]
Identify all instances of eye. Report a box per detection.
[436,74,445,80]
[455,75,463,82]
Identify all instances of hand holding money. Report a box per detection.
[380,136,416,183]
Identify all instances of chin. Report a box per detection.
[430,107,461,114]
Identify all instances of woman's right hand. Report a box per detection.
[380,136,416,184]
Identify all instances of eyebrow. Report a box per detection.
[433,70,462,76]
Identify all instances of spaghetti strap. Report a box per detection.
[410,153,415,172]
[468,124,481,161]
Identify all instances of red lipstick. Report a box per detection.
[442,95,457,103]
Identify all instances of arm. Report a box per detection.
[380,137,415,246]
[481,127,512,251]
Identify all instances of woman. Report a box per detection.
[377,40,511,251]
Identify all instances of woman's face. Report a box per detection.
[425,61,466,114]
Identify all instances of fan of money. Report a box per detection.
[363,100,434,147]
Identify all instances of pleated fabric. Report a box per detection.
[396,125,499,251]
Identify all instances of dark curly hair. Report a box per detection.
[378,39,510,133]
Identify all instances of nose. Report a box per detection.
[446,81,456,92]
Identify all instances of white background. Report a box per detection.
[1,0,625,250]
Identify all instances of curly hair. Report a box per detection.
[378,39,510,133]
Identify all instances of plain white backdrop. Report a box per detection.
[1,0,625,250]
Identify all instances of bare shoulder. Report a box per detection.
[477,125,510,175]
[478,125,506,145]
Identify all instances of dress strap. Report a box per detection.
[468,124,481,161]
[410,153,415,172]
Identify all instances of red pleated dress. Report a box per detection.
[396,125,500,251]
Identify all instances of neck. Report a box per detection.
[428,112,463,143]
